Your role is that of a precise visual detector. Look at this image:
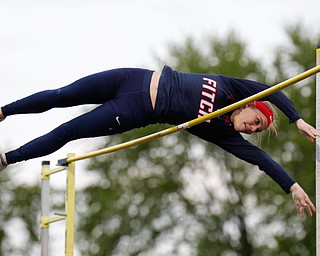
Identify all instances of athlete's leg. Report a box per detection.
[5,103,123,165]
[1,69,125,117]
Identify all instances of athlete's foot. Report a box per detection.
[0,108,5,122]
[0,153,8,171]
[0,113,6,122]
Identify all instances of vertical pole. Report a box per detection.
[40,161,51,256]
[316,44,320,256]
[65,153,76,256]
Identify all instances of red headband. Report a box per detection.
[252,101,274,127]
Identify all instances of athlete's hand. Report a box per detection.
[295,118,320,142]
[290,183,316,219]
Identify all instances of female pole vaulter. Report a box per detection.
[0,66,318,218]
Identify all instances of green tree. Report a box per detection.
[0,173,40,256]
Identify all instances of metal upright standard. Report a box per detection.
[40,153,76,256]
[316,44,320,256]
[40,65,320,255]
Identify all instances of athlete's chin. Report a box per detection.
[233,123,243,132]
[234,123,251,134]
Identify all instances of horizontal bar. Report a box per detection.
[40,215,66,228]
[64,65,320,164]
[42,166,68,179]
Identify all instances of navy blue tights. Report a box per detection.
[2,68,154,164]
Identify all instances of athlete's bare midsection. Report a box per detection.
[149,71,161,109]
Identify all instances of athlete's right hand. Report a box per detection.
[290,183,316,219]
[295,118,320,142]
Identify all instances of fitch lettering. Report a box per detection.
[198,77,217,123]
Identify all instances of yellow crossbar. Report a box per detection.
[64,65,320,164]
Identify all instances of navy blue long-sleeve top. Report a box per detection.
[154,66,301,193]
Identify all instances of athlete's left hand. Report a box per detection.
[290,183,316,219]
[295,118,320,142]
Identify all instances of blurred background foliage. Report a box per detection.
[0,24,319,256]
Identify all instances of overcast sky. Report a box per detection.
[0,0,319,254]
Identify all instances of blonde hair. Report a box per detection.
[256,101,278,145]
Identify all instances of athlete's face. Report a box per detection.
[231,104,268,134]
